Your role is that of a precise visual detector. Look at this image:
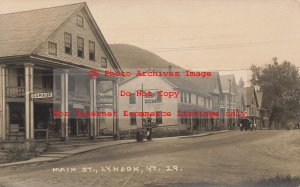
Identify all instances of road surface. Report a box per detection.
[0,130,300,187]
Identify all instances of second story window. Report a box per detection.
[77,37,84,58]
[157,92,162,103]
[184,92,187,103]
[89,41,95,61]
[101,57,107,68]
[129,93,136,104]
[77,15,83,27]
[64,33,72,55]
[188,93,191,103]
[180,92,183,102]
[48,42,57,55]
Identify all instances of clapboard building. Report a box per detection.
[103,70,223,133]
[0,3,121,146]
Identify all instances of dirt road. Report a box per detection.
[0,130,299,187]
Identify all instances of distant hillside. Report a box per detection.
[109,44,182,71]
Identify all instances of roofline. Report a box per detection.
[0,2,86,16]
[31,3,86,55]
[82,5,122,72]
[103,74,212,98]
[27,3,121,73]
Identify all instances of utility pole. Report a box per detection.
[228,79,232,129]
[141,83,144,130]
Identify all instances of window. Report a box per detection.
[156,91,162,103]
[77,15,83,27]
[129,93,136,104]
[64,33,72,55]
[204,98,207,107]
[48,42,57,55]
[101,57,107,68]
[196,96,199,105]
[184,92,187,103]
[89,41,95,61]
[180,116,184,124]
[130,116,136,125]
[77,37,84,58]
[188,93,191,103]
[156,111,162,125]
[180,92,184,102]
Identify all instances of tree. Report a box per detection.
[238,77,245,88]
[250,57,300,128]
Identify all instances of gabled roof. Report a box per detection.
[184,72,223,95]
[236,87,246,110]
[245,86,258,107]
[220,74,238,94]
[104,69,216,97]
[0,3,121,71]
[0,3,84,57]
[162,75,211,97]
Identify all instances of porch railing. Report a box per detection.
[6,87,54,98]
[6,87,25,97]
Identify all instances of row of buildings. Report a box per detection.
[102,71,265,133]
[0,3,265,148]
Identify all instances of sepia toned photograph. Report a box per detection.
[0,0,300,186]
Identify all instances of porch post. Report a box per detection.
[61,69,69,142]
[25,63,34,140]
[89,77,97,139]
[112,78,120,140]
[30,65,34,139]
[0,65,6,140]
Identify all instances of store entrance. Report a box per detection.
[34,103,52,139]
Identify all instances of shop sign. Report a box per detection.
[31,92,53,99]
[145,90,159,103]
[73,103,85,109]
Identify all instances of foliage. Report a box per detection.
[250,57,300,127]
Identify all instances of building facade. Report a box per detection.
[0,3,122,145]
[220,75,238,127]
[103,72,223,133]
[244,87,261,127]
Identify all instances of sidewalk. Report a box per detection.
[0,139,136,168]
[0,130,230,167]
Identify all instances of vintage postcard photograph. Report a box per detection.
[0,0,300,186]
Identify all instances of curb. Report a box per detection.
[0,140,136,168]
[0,130,231,167]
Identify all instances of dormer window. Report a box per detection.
[77,37,84,58]
[77,15,83,27]
[64,32,72,55]
[89,41,95,61]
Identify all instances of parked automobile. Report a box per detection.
[239,118,256,131]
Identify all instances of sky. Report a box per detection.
[1,0,300,85]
